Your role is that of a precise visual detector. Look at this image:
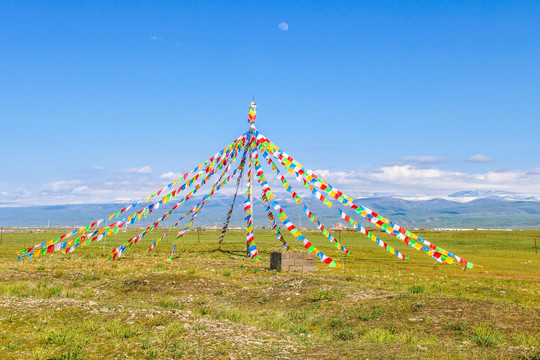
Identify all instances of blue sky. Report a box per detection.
[1,1,539,205]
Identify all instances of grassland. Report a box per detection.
[0,228,539,359]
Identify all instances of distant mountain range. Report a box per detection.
[1,191,539,229]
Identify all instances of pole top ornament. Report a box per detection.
[248,101,257,126]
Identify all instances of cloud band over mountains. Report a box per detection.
[2,162,539,206]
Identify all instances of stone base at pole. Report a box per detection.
[270,252,316,272]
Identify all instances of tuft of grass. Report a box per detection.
[396,331,419,344]
[52,269,64,278]
[158,296,180,309]
[30,347,50,360]
[215,309,243,323]
[357,304,382,321]
[288,310,309,322]
[107,320,142,339]
[0,282,29,297]
[290,323,309,334]
[307,289,342,302]
[286,310,311,334]
[82,273,101,281]
[197,306,212,316]
[40,330,68,346]
[142,313,170,328]
[144,346,164,360]
[162,321,186,340]
[43,285,63,298]
[411,302,425,310]
[166,343,189,359]
[81,289,94,298]
[261,311,287,331]
[329,317,345,328]
[58,346,85,360]
[195,323,207,331]
[521,348,540,360]
[511,332,540,347]
[80,319,102,334]
[309,314,325,327]
[154,263,168,270]
[333,328,356,341]
[40,329,90,348]
[222,270,231,277]
[407,284,426,295]
[444,320,469,333]
[469,322,504,347]
[364,328,397,344]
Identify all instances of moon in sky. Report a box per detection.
[278,22,289,31]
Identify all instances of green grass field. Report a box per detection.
[0,228,539,359]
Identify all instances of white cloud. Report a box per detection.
[114,197,136,202]
[93,165,104,171]
[121,166,153,175]
[150,36,163,41]
[278,22,289,31]
[41,180,83,193]
[5,160,540,206]
[160,171,182,180]
[72,186,89,194]
[483,170,522,184]
[467,154,494,163]
[314,165,540,198]
[390,156,447,166]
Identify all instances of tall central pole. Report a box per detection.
[247,101,257,257]
[249,132,255,256]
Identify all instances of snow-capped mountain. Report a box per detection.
[447,190,538,202]
[1,190,539,229]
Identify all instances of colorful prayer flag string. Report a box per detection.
[253,150,290,251]
[243,133,259,262]
[270,201,342,268]
[146,141,247,254]
[257,133,480,268]
[338,210,409,261]
[17,133,248,260]
[106,139,245,260]
[256,143,351,257]
[166,139,251,262]
[218,149,248,247]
